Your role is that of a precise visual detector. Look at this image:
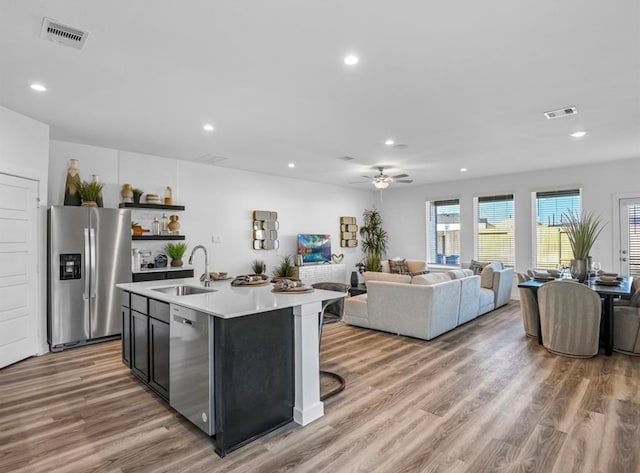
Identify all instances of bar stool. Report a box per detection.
[311,282,349,400]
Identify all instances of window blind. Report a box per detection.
[535,189,580,268]
[429,199,460,264]
[627,204,640,276]
[477,194,514,267]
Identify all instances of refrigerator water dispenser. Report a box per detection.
[60,253,82,280]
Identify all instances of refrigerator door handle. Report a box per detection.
[83,228,90,300]
[90,228,97,299]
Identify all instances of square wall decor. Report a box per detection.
[252,210,279,250]
[340,216,358,247]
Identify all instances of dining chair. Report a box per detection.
[613,284,640,355]
[538,280,602,357]
[517,272,539,338]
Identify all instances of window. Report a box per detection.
[535,189,580,269]
[476,194,515,266]
[428,199,460,265]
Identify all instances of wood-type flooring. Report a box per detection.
[1,301,639,473]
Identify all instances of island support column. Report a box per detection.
[293,300,324,425]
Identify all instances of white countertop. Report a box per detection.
[116,277,346,319]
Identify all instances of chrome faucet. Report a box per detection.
[188,245,211,287]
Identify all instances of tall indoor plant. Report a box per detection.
[359,208,388,272]
[562,210,606,282]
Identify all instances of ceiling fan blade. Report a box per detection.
[361,174,375,179]
[391,173,409,179]
[349,179,370,184]
[395,179,413,183]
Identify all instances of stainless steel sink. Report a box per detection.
[151,285,218,296]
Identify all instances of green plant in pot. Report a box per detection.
[76,180,104,207]
[562,210,606,282]
[251,259,266,274]
[359,208,388,272]
[165,242,188,267]
[132,188,143,204]
[272,255,295,279]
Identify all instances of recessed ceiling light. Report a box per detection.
[460,168,468,172]
[203,124,214,132]
[570,131,587,138]
[30,83,47,92]
[344,55,359,65]
[385,139,394,146]
[288,163,295,168]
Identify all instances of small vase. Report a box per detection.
[121,184,134,203]
[64,159,82,206]
[91,175,104,208]
[351,271,359,287]
[168,215,180,234]
[570,259,588,282]
[133,193,142,204]
[171,258,184,267]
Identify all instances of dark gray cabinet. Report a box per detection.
[121,290,169,400]
[131,310,149,381]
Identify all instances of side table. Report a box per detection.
[348,284,367,296]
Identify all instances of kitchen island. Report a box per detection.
[116,277,345,456]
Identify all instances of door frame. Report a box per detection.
[612,193,640,274]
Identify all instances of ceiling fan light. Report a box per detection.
[374,180,389,189]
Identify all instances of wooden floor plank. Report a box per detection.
[1,301,639,472]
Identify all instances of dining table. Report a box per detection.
[517,276,634,356]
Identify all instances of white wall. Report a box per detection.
[378,157,640,275]
[0,106,50,354]
[49,140,376,281]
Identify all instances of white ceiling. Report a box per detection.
[1,1,639,189]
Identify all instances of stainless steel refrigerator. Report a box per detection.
[48,205,131,351]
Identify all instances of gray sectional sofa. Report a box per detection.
[344,262,514,341]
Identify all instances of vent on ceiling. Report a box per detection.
[338,156,355,161]
[40,18,89,50]
[193,154,229,165]
[544,106,578,120]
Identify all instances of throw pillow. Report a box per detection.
[389,258,409,274]
[469,259,487,275]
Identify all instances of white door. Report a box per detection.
[618,197,640,277]
[0,173,38,368]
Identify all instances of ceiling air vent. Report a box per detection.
[544,106,578,120]
[40,18,89,50]
[193,154,229,165]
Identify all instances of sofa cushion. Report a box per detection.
[411,272,452,285]
[389,258,409,274]
[364,271,412,284]
[480,262,503,289]
[448,269,474,280]
[344,294,369,328]
[406,260,429,274]
[478,288,495,315]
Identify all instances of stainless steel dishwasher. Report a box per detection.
[169,304,215,435]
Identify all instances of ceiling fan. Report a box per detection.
[359,166,413,189]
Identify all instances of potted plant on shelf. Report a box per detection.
[132,188,144,204]
[251,259,266,275]
[359,208,388,272]
[165,242,188,267]
[562,210,606,282]
[76,180,104,207]
[272,255,295,280]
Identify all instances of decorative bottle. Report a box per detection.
[164,186,173,205]
[152,218,161,235]
[160,213,169,235]
[168,215,180,234]
[64,159,82,206]
[121,184,134,203]
[92,175,104,208]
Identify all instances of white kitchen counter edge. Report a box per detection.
[116,277,345,319]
